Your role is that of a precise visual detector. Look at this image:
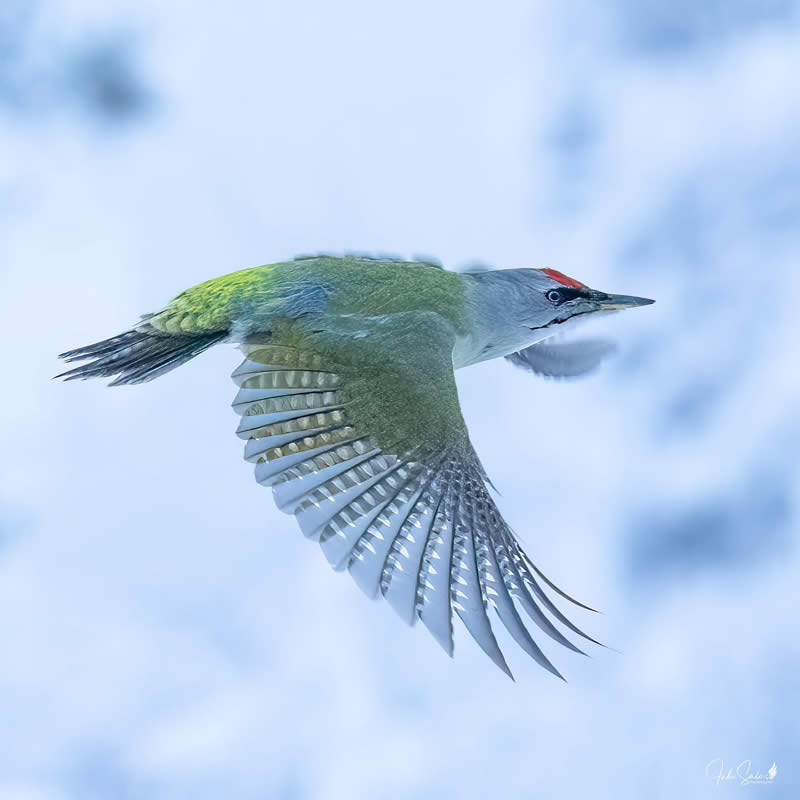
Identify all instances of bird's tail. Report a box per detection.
[56,326,227,385]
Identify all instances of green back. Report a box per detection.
[148,255,469,337]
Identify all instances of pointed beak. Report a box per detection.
[592,292,655,311]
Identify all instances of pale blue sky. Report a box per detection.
[1,1,798,797]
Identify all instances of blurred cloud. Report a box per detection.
[618,0,799,54]
[627,463,794,580]
[63,35,154,125]
[0,0,154,126]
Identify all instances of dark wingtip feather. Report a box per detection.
[526,559,602,614]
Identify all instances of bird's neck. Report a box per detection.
[452,270,545,368]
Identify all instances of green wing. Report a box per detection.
[233,311,600,679]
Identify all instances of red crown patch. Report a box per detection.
[541,268,585,290]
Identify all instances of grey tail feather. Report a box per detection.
[55,327,228,385]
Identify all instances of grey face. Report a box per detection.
[456,267,655,368]
[532,283,654,330]
[510,268,655,333]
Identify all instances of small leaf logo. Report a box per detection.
[768,762,777,780]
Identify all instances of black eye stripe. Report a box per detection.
[546,287,584,304]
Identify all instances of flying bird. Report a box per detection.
[58,254,654,679]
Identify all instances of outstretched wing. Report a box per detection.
[233,312,600,678]
[506,338,617,379]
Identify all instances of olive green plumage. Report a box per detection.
[148,255,469,337]
[138,255,472,458]
[149,265,269,333]
[259,310,471,459]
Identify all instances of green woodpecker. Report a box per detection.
[58,254,654,679]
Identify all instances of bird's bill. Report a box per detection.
[593,292,655,311]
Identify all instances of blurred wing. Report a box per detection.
[506,338,617,379]
[233,312,600,678]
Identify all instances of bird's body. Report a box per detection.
[147,255,469,340]
[59,254,654,679]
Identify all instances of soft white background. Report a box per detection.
[1,1,798,797]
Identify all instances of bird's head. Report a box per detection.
[497,267,655,335]
[462,266,655,365]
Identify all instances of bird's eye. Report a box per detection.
[546,289,562,304]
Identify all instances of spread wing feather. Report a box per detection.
[506,337,617,379]
[234,313,600,678]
